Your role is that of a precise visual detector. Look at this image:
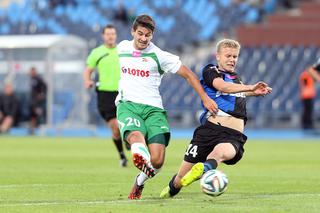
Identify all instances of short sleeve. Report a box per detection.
[86,49,97,69]
[202,64,223,87]
[158,50,182,74]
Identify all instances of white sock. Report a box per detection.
[136,172,149,186]
[131,143,151,161]
[136,167,162,186]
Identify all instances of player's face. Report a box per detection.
[216,47,239,72]
[29,68,37,77]
[102,28,117,47]
[4,84,13,95]
[132,26,153,50]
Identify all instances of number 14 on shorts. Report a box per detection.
[185,144,198,158]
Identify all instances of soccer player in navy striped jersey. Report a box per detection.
[160,39,272,198]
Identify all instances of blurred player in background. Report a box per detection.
[29,67,47,134]
[0,83,19,134]
[83,24,127,167]
[160,39,272,198]
[299,58,320,129]
[115,14,218,199]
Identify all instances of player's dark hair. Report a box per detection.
[132,14,155,32]
[102,24,116,34]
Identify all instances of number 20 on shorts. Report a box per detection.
[117,117,141,131]
[125,117,141,127]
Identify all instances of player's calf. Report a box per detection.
[131,143,156,177]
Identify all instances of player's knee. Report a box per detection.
[210,152,234,163]
[126,131,144,143]
[210,143,236,162]
[111,127,120,139]
[108,119,118,130]
[151,157,164,169]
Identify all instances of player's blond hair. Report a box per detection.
[216,39,241,53]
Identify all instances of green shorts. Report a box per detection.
[116,101,170,146]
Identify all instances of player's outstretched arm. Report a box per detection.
[213,77,268,94]
[245,82,272,97]
[176,65,218,114]
[83,67,95,89]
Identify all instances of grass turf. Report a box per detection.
[0,136,319,213]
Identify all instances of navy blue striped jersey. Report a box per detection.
[199,64,247,124]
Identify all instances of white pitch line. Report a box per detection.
[0,198,186,207]
[0,182,124,189]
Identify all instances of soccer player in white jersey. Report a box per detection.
[115,14,218,199]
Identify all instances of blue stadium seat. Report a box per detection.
[199,16,219,39]
[218,0,231,7]
[54,5,65,17]
[244,8,259,23]
[264,0,278,14]
[0,24,10,34]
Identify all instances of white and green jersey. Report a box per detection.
[115,40,182,109]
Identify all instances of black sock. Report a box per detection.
[203,159,218,173]
[168,174,181,196]
[113,138,125,159]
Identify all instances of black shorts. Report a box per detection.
[96,90,118,122]
[184,121,247,165]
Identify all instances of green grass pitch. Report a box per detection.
[0,136,319,213]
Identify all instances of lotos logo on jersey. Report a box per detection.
[121,67,150,77]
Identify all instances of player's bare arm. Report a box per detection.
[213,78,269,94]
[245,85,272,96]
[83,67,95,89]
[177,65,218,114]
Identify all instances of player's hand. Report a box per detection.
[203,97,218,116]
[250,81,268,92]
[252,84,272,96]
[84,80,94,89]
[262,86,272,95]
